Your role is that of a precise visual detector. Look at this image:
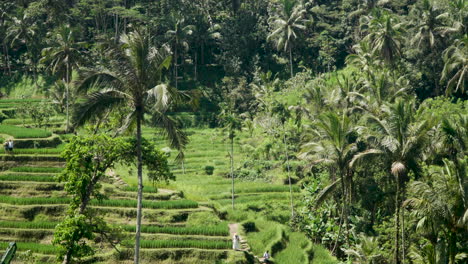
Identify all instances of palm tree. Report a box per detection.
[267,0,306,79]
[73,29,188,264]
[410,0,448,50]
[441,35,467,95]
[362,13,404,91]
[300,112,359,250]
[351,99,432,264]
[405,160,467,264]
[42,25,86,132]
[218,103,242,210]
[166,17,193,89]
[7,13,37,87]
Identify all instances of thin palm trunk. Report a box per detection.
[230,136,235,210]
[174,46,178,89]
[332,200,345,254]
[395,177,401,264]
[65,63,70,133]
[134,109,144,264]
[282,130,294,218]
[289,45,293,79]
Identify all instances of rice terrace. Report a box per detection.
[0,0,467,264]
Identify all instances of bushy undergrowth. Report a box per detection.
[9,166,63,173]
[0,125,52,138]
[139,239,231,249]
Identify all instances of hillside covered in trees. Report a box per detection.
[0,0,467,263]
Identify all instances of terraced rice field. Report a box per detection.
[0,99,331,263]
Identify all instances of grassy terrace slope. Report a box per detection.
[0,98,336,263]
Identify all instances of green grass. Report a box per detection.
[310,244,338,264]
[9,166,63,173]
[123,223,229,236]
[274,232,310,264]
[246,220,283,256]
[0,125,52,138]
[0,148,63,155]
[139,239,231,249]
[0,221,228,236]
[122,186,158,193]
[0,221,57,229]
[0,241,57,255]
[0,195,198,209]
[0,174,56,182]
[2,117,64,125]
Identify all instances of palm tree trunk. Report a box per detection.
[194,51,197,81]
[65,63,70,133]
[230,136,235,210]
[174,46,178,89]
[289,45,294,79]
[282,128,294,218]
[401,208,405,264]
[134,108,144,264]
[394,177,401,264]
[448,230,456,264]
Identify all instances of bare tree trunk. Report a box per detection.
[230,136,235,210]
[65,63,70,133]
[174,46,178,89]
[282,128,294,218]
[134,108,144,264]
[289,45,293,79]
[394,178,401,264]
[194,51,197,81]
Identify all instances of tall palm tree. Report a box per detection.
[362,13,404,91]
[267,0,306,79]
[300,112,359,250]
[351,99,432,264]
[218,103,242,210]
[410,0,448,50]
[441,35,467,95]
[405,160,467,264]
[73,29,188,264]
[166,17,193,89]
[7,13,37,87]
[42,25,85,132]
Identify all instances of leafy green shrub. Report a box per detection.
[205,165,215,175]
[9,166,63,173]
[139,239,231,249]
[0,125,52,138]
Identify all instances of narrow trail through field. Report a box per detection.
[229,223,250,252]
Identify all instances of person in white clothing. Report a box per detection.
[232,233,241,250]
[8,139,13,152]
[262,251,270,263]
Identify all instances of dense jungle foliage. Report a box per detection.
[0,0,467,263]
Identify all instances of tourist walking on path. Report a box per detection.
[232,233,241,250]
[8,139,13,153]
